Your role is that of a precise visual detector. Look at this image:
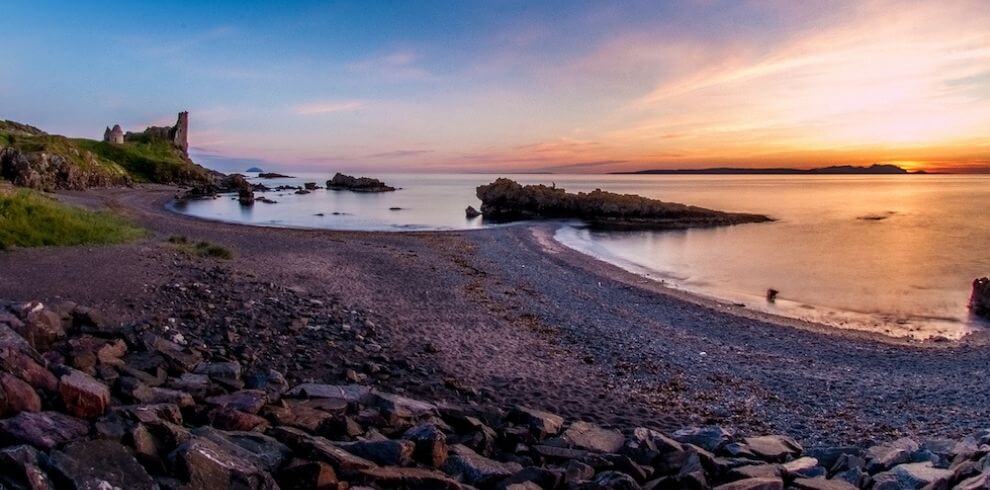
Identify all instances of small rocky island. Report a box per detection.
[476,178,771,230]
[326,173,396,193]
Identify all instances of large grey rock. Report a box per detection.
[743,435,802,462]
[509,406,564,437]
[359,466,463,489]
[285,383,371,403]
[190,427,291,473]
[866,437,919,473]
[0,444,54,490]
[338,439,415,466]
[561,420,625,453]
[170,436,278,489]
[672,426,734,452]
[49,439,155,490]
[713,477,784,490]
[443,443,521,486]
[0,411,89,450]
[791,478,858,490]
[871,461,953,489]
[268,426,376,475]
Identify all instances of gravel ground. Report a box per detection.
[0,185,988,447]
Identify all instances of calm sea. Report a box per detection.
[172,173,990,339]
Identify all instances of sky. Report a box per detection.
[2,0,988,173]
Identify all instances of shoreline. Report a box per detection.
[3,185,990,447]
[172,191,971,347]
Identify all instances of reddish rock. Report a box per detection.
[269,426,376,475]
[210,407,270,432]
[17,307,65,351]
[206,389,268,414]
[360,466,463,489]
[561,420,625,453]
[713,477,784,490]
[509,406,565,437]
[403,423,448,468]
[744,435,803,462]
[58,369,110,418]
[0,325,58,392]
[0,372,41,415]
[130,384,195,407]
[0,411,90,450]
[278,459,340,490]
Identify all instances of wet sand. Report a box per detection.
[1,185,988,446]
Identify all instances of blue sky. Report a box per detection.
[2,1,988,173]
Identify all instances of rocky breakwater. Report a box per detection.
[476,178,771,230]
[326,172,396,193]
[2,300,990,488]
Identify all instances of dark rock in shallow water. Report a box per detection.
[258,172,294,179]
[465,205,481,218]
[475,178,771,230]
[971,277,990,318]
[326,172,396,192]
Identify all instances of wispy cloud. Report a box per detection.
[293,100,366,115]
[346,49,435,81]
[366,149,433,158]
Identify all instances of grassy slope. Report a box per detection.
[0,187,144,250]
[0,120,209,185]
[74,138,208,184]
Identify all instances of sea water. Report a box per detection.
[173,172,990,339]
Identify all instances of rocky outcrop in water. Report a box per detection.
[971,277,990,318]
[476,178,771,230]
[326,172,396,193]
[2,298,989,489]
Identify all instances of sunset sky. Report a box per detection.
[2,1,988,173]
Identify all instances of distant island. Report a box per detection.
[616,164,926,175]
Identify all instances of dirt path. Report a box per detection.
[1,185,988,446]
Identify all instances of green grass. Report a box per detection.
[75,138,209,184]
[0,189,145,250]
[167,235,233,259]
[0,120,209,185]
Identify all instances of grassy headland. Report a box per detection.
[0,120,211,187]
[0,186,144,250]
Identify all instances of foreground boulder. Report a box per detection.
[2,298,990,489]
[326,172,396,192]
[49,439,156,489]
[475,178,771,230]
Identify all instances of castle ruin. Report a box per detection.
[102,125,124,144]
[102,112,189,155]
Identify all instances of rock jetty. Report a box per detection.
[1,299,988,489]
[476,178,771,230]
[326,173,396,193]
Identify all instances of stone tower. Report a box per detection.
[172,112,189,154]
[103,124,124,144]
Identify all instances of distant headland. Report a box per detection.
[616,164,927,175]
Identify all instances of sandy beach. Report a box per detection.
[2,185,988,447]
